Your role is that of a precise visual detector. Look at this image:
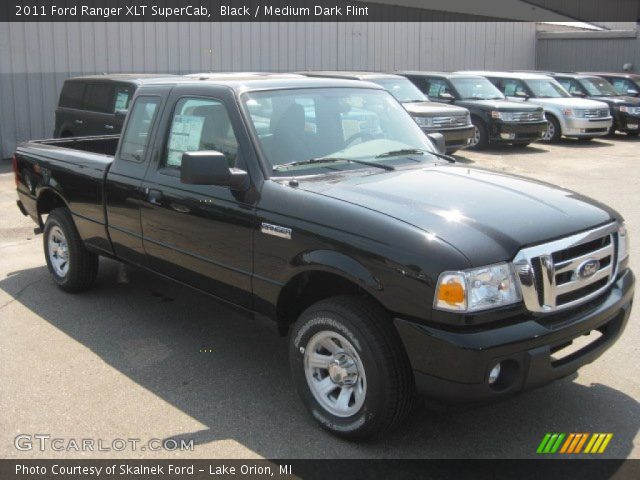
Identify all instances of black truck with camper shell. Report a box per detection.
[55,74,176,138]
[14,74,634,440]
[398,71,548,148]
[298,71,474,154]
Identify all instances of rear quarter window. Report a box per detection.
[59,81,86,109]
[84,83,116,113]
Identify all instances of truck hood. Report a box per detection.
[455,99,540,111]
[298,164,617,266]
[403,101,469,116]
[530,97,610,109]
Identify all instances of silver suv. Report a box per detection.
[461,71,612,142]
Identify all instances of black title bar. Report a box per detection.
[2,0,638,22]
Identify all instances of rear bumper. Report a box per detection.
[563,117,613,137]
[488,120,548,143]
[422,125,474,151]
[395,268,634,403]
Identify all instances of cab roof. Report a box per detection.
[66,73,178,84]
[136,72,386,93]
[579,72,640,79]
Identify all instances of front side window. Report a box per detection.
[114,85,134,111]
[557,78,586,96]
[524,79,570,98]
[372,78,427,103]
[426,78,451,98]
[119,96,161,162]
[449,77,504,100]
[243,88,436,176]
[164,98,239,169]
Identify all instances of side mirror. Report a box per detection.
[514,91,529,99]
[628,89,639,96]
[427,132,446,155]
[180,151,248,189]
[114,109,128,120]
[438,92,455,102]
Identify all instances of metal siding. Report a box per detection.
[537,36,640,73]
[0,21,536,158]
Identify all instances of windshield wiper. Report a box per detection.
[375,148,456,164]
[273,157,394,172]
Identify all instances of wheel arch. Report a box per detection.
[36,187,70,228]
[275,250,385,335]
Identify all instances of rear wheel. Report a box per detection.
[541,114,561,143]
[289,296,415,440]
[468,119,488,149]
[44,208,99,292]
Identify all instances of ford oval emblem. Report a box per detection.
[578,259,600,279]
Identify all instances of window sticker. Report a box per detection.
[167,115,205,167]
[114,91,130,111]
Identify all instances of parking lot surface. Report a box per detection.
[1,136,638,459]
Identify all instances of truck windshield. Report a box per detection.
[449,77,504,100]
[580,77,619,97]
[370,78,428,103]
[242,88,436,176]
[524,79,570,98]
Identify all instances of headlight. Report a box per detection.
[415,116,433,127]
[491,111,512,120]
[618,222,630,267]
[434,262,522,313]
[619,106,629,113]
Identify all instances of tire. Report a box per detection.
[289,295,415,440]
[541,114,561,143]
[468,119,488,149]
[43,207,99,292]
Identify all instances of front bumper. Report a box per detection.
[614,112,640,132]
[488,120,548,143]
[422,125,475,151]
[394,268,634,403]
[563,116,613,137]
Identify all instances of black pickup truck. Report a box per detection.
[14,74,634,440]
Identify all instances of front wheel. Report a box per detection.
[44,208,99,292]
[468,119,488,149]
[289,296,415,440]
[541,114,561,143]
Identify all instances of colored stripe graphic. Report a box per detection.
[538,433,613,454]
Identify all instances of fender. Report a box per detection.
[291,249,382,291]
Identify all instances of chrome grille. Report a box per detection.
[511,111,544,122]
[432,115,469,127]
[513,223,618,313]
[580,108,610,118]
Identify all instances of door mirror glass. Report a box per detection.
[180,151,248,189]
[438,92,455,101]
[514,90,529,99]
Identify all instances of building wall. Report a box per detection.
[0,21,536,158]
[536,34,640,73]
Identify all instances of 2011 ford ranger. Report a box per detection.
[13,73,634,440]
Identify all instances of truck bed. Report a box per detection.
[14,135,120,255]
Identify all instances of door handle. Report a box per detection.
[147,188,163,206]
[170,203,191,214]
[74,119,84,125]
[104,124,114,130]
